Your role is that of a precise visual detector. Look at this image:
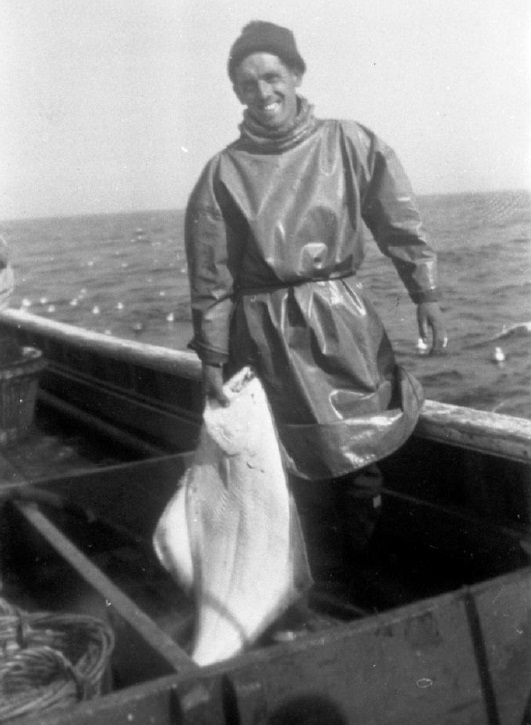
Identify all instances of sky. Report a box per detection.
[1,0,530,220]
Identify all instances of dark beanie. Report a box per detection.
[228,21,306,80]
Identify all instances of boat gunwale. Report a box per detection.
[2,308,531,463]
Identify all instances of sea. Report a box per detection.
[1,189,530,420]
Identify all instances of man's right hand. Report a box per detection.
[202,363,230,407]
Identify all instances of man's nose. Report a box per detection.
[256,81,272,99]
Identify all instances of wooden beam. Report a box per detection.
[417,400,531,463]
[14,501,197,675]
[0,309,202,379]
[3,309,531,463]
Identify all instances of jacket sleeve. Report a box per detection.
[184,157,235,365]
[345,123,440,304]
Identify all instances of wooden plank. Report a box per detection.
[471,568,531,725]
[0,309,202,379]
[39,367,201,452]
[14,673,230,725]
[14,501,197,676]
[4,309,531,464]
[18,586,502,724]
[12,674,185,725]
[417,400,531,463]
[220,590,490,725]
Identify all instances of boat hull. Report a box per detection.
[0,309,529,724]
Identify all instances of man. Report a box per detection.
[185,21,446,587]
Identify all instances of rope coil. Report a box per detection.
[0,597,114,721]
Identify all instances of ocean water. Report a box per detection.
[1,190,530,420]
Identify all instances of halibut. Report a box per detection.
[153,367,312,665]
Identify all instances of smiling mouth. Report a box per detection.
[258,101,280,114]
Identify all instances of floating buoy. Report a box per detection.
[492,346,506,363]
[166,312,175,323]
[92,306,100,315]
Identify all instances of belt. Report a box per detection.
[236,272,355,297]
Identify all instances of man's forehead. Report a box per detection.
[234,53,289,80]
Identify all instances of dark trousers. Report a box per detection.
[291,463,383,583]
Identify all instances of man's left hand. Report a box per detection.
[417,301,448,355]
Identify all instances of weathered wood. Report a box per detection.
[1,308,531,725]
[3,308,531,463]
[13,674,185,725]
[39,367,201,453]
[14,501,197,676]
[471,569,531,725]
[0,309,202,379]
[418,400,531,463]
[211,568,531,725]
[13,572,528,725]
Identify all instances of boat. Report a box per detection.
[0,306,529,725]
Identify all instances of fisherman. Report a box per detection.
[185,22,447,598]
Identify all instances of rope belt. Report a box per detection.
[236,271,356,297]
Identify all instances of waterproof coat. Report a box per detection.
[185,118,439,480]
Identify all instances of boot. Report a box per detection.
[339,464,383,555]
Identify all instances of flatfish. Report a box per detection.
[153,367,313,665]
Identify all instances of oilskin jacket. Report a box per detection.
[185,117,439,480]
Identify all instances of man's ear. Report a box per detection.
[232,83,245,105]
[293,71,303,88]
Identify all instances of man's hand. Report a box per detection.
[417,301,448,355]
[202,363,230,406]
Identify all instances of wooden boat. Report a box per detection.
[0,307,530,725]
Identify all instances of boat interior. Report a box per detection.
[0,310,530,724]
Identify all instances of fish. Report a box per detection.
[153,366,313,666]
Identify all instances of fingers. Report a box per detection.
[416,302,448,356]
[416,305,429,343]
[428,320,449,356]
[202,364,230,407]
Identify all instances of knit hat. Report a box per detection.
[228,21,306,81]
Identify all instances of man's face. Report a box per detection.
[233,53,302,130]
